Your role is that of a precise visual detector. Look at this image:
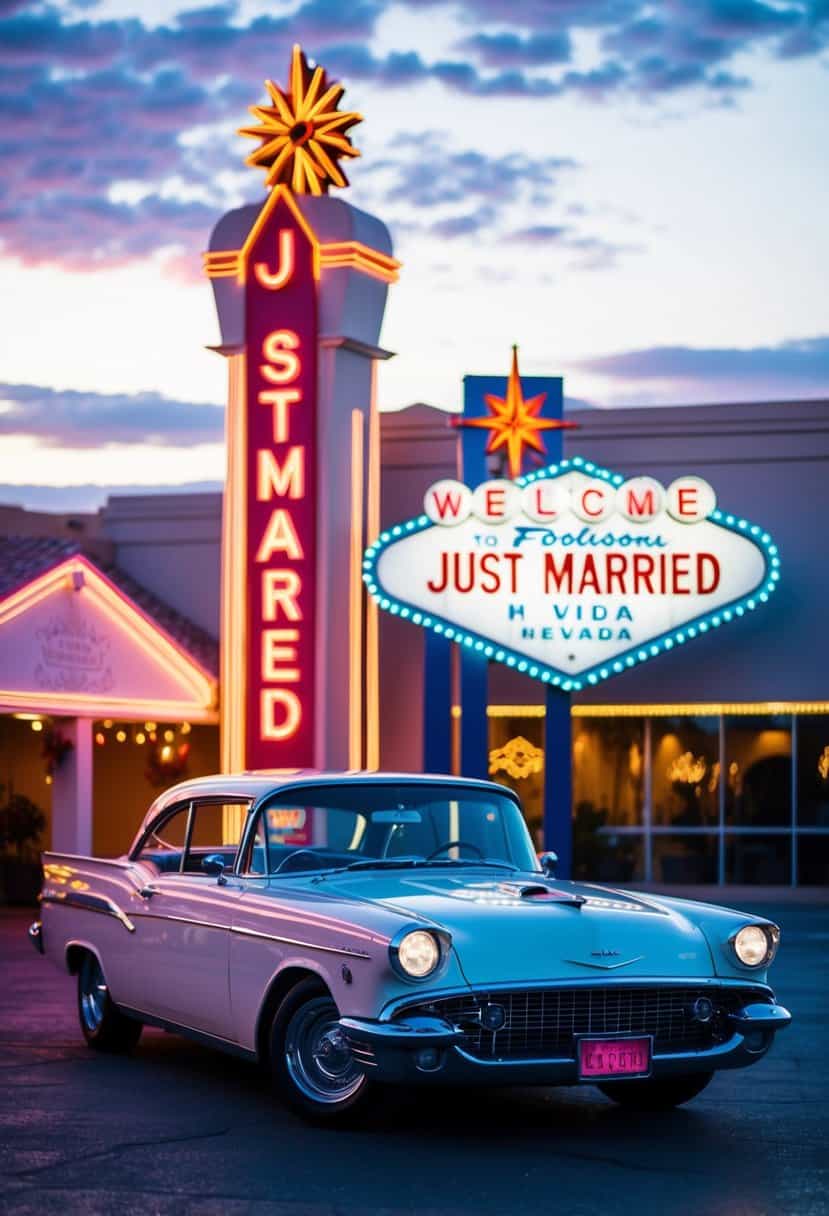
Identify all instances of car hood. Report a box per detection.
[311,870,714,984]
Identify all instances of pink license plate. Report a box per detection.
[578,1037,651,1079]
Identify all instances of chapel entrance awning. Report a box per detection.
[0,539,218,723]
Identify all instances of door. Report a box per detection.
[131,797,251,1041]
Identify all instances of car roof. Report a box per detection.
[134,770,518,843]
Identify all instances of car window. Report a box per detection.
[253,783,538,876]
[240,814,268,877]
[136,804,190,873]
[183,799,251,874]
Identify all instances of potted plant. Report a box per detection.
[0,785,47,906]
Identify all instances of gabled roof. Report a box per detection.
[0,537,218,677]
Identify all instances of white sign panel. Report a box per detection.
[363,459,779,691]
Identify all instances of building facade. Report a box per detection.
[1,396,828,885]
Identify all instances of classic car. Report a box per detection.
[31,771,791,1122]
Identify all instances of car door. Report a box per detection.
[131,797,251,1042]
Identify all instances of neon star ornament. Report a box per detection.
[452,346,578,479]
[239,44,362,195]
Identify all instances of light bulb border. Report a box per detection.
[362,456,780,693]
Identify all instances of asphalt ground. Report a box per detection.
[0,898,826,1216]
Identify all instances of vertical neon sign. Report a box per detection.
[244,191,318,769]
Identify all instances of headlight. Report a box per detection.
[394,929,441,979]
[732,923,777,967]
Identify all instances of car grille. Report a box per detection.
[402,986,766,1060]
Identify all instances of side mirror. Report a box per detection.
[202,854,227,883]
[539,851,558,878]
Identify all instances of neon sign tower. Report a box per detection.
[206,46,399,773]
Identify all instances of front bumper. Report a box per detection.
[339,1000,792,1087]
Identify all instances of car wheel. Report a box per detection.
[270,977,370,1123]
[77,952,142,1053]
[598,1071,714,1110]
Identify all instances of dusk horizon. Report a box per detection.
[2,0,828,500]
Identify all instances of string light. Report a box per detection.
[30,720,43,732]
[95,732,105,745]
[163,729,175,743]
[116,730,126,742]
[180,722,191,735]
[135,731,146,745]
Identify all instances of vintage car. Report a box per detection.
[31,772,791,1122]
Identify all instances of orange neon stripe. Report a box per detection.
[365,359,380,771]
[204,235,401,285]
[221,352,248,772]
[0,691,217,721]
[349,409,364,770]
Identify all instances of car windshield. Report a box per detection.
[255,782,539,877]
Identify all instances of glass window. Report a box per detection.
[182,800,250,873]
[726,834,791,884]
[796,715,829,826]
[652,716,719,827]
[652,835,718,884]
[240,814,268,877]
[487,714,545,846]
[572,717,645,829]
[136,804,189,872]
[725,715,792,827]
[797,836,829,885]
[588,830,644,884]
[256,782,539,876]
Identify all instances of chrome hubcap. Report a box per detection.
[285,997,365,1105]
[80,956,107,1031]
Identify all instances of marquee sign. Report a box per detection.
[243,190,318,769]
[363,457,780,692]
[210,45,398,773]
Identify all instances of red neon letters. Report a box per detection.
[245,198,317,767]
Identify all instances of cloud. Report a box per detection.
[503,224,641,269]
[574,336,829,381]
[456,30,572,66]
[428,205,497,238]
[454,29,571,66]
[373,133,576,207]
[0,481,224,513]
[507,224,570,243]
[425,0,829,93]
[570,336,829,402]
[355,134,637,262]
[0,383,224,448]
[0,0,826,272]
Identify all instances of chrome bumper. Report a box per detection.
[28,920,44,955]
[339,1001,792,1086]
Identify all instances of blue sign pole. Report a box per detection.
[544,687,572,877]
[423,632,452,774]
[459,363,572,869]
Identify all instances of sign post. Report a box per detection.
[544,687,572,875]
[451,349,573,832]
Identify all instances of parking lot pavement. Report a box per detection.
[1,898,826,1216]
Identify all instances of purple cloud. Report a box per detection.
[0,0,826,272]
[0,383,224,447]
[571,336,829,401]
[456,31,572,66]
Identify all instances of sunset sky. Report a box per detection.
[1,0,828,507]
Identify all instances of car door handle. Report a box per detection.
[139,885,157,899]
